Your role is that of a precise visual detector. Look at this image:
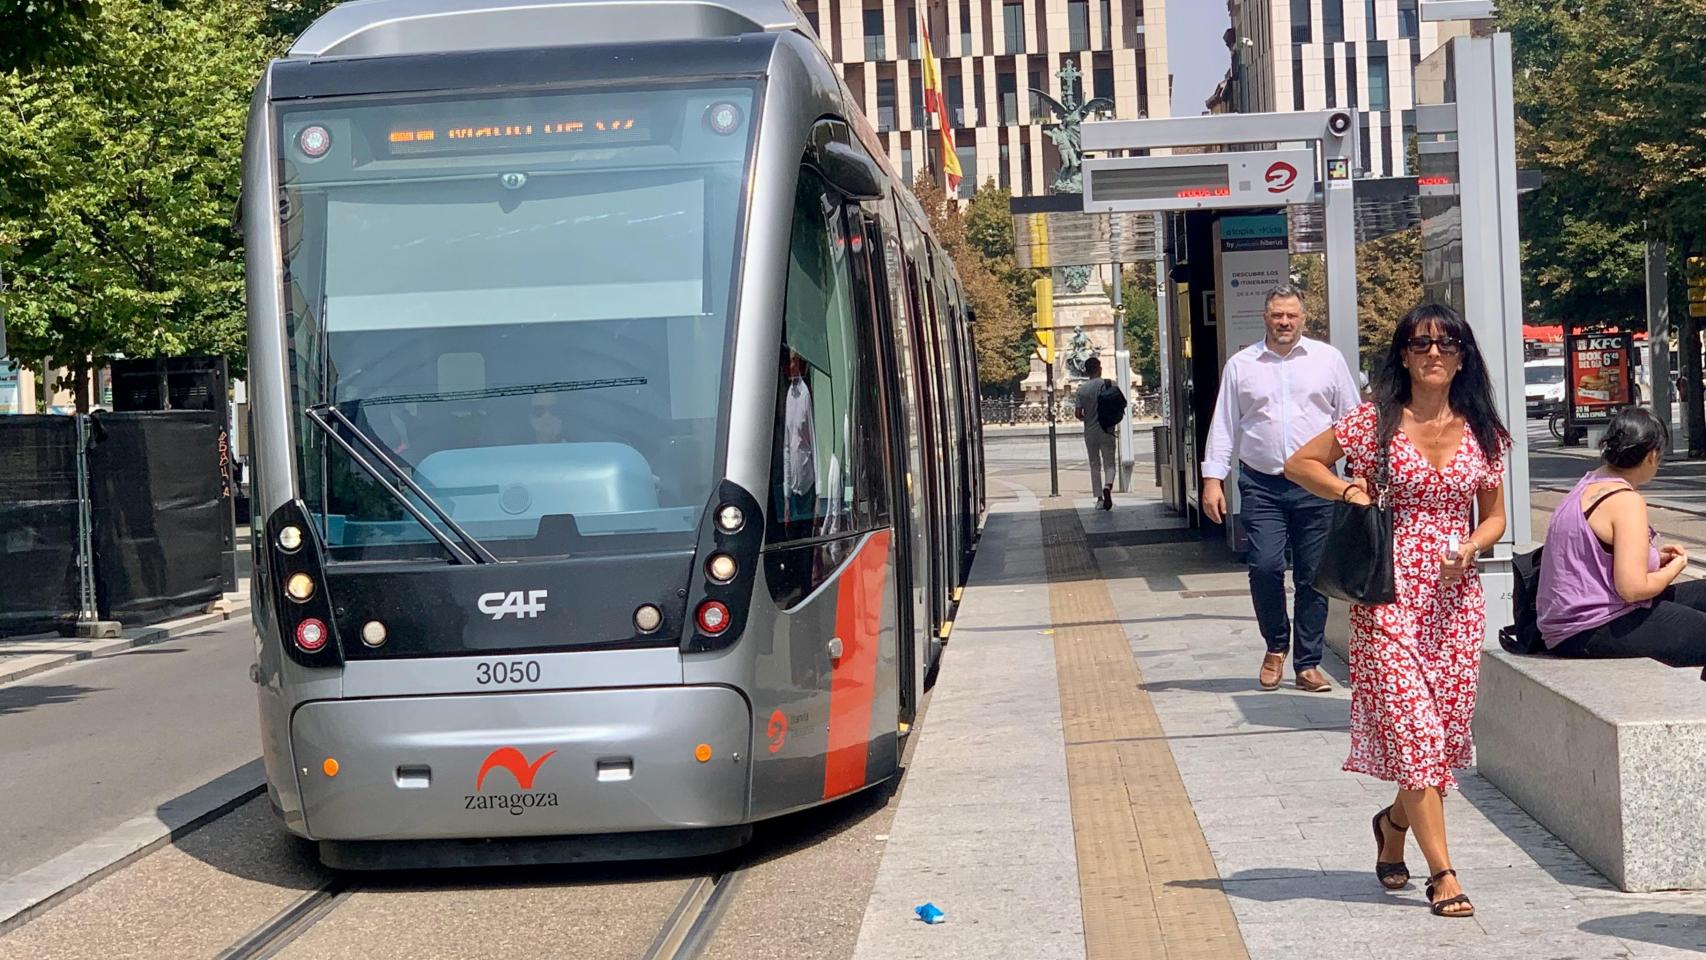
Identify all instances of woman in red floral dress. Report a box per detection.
[1286,303,1509,919]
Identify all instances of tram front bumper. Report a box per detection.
[290,685,751,840]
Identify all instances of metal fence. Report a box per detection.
[0,412,225,636]
[979,392,1161,426]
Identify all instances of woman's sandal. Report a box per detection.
[1426,869,1475,918]
[1370,806,1410,889]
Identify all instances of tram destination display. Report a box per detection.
[380,112,655,156]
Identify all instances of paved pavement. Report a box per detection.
[0,617,261,882]
[851,477,1706,958]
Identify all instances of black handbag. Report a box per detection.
[1310,440,1396,605]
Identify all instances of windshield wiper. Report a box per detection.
[303,403,499,565]
[357,377,648,408]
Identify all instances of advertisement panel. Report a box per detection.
[1565,332,1634,425]
[0,361,19,415]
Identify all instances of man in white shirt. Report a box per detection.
[1201,284,1363,692]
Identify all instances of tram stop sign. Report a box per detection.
[1081,149,1318,214]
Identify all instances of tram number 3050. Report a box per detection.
[475,660,543,685]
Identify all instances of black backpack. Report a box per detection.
[1498,546,1546,654]
[1095,380,1127,432]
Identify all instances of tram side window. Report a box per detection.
[769,168,868,542]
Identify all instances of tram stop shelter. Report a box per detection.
[1016,4,1531,640]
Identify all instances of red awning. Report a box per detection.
[1523,324,1647,343]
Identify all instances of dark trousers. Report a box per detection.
[1238,464,1334,671]
[1552,580,1706,669]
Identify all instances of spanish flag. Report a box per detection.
[918,7,962,193]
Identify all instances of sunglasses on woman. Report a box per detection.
[1405,336,1464,356]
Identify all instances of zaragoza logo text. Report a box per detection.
[464,747,560,815]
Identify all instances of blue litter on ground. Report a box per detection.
[914,902,945,924]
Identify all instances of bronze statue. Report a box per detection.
[1028,60,1113,196]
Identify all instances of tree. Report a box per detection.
[1353,228,1423,373]
[913,175,1033,387]
[0,0,100,72]
[961,180,1038,319]
[0,0,270,408]
[1107,264,1159,389]
[1500,0,1706,451]
[1290,233,1422,375]
[262,0,342,40]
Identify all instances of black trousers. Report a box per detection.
[1552,580,1706,669]
[1237,464,1334,671]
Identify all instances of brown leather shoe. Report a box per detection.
[1259,652,1286,690]
[1296,667,1333,692]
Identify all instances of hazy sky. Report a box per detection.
[1168,1,1232,116]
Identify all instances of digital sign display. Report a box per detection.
[1088,164,1232,204]
[1081,149,1318,214]
[380,114,651,156]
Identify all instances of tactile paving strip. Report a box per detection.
[1041,506,1250,960]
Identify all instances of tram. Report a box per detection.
[242,0,984,867]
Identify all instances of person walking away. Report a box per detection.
[1074,356,1119,510]
[1202,284,1362,692]
[1286,302,1511,918]
[1537,407,1706,669]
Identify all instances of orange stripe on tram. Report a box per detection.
[822,529,892,799]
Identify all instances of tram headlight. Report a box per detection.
[285,573,316,602]
[360,620,387,647]
[297,124,332,159]
[706,102,743,136]
[276,525,303,553]
[706,553,737,584]
[633,604,663,634]
[695,600,731,635]
[295,617,329,652]
[715,504,744,533]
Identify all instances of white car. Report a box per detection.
[1525,358,1565,419]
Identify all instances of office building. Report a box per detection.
[795,0,1172,197]
[1218,0,1449,177]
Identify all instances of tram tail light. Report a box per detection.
[695,600,731,635]
[295,618,329,652]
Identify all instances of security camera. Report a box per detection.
[1327,111,1352,137]
[500,172,528,190]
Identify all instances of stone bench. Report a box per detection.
[1326,601,1706,892]
[1474,650,1706,892]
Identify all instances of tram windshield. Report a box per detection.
[277,83,755,560]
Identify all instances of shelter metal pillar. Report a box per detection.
[1647,238,1674,454]
[1323,134,1360,379]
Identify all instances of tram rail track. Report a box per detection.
[211,863,743,960]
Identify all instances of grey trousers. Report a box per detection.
[1084,428,1117,492]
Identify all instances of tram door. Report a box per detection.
[851,203,921,725]
[903,258,948,646]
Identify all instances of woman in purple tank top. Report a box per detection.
[1537,408,1705,667]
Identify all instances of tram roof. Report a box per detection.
[289,0,817,59]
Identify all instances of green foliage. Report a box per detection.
[1500,0,1706,447]
[1108,265,1159,388]
[0,0,100,71]
[0,0,269,394]
[915,175,1034,387]
[962,178,1040,318]
[1291,232,1422,375]
[261,0,341,42]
